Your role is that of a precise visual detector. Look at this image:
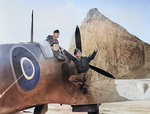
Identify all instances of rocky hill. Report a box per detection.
[69,8,150,80]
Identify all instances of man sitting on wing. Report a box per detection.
[46,29,65,62]
[63,46,98,94]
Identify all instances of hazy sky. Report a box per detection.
[0,0,150,50]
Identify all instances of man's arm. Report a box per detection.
[63,49,76,62]
[87,51,97,62]
[87,46,98,62]
[46,35,55,46]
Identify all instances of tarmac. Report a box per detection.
[17,100,150,114]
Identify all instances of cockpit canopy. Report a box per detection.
[35,41,53,59]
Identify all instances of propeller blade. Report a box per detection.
[75,25,82,52]
[74,25,115,79]
[89,65,115,79]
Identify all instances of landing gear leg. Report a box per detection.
[34,104,48,114]
[71,104,100,114]
[88,107,99,114]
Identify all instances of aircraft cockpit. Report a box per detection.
[35,41,54,60]
[35,41,66,61]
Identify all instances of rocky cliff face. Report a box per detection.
[69,8,150,80]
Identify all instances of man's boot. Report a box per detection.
[83,87,88,94]
[78,84,84,90]
[83,85,89,94]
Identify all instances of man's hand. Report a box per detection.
[94,45,98,52]
[59,46,64,51]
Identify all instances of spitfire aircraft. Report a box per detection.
[0,11,150,114]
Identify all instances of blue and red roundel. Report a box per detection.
[12,47,40,91]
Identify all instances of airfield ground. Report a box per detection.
[17,100,150,114]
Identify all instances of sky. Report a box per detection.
[0,0,150,50]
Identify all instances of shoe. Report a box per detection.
[83,88,88,94]
[78,84,84,90]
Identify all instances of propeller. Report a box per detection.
[89,65,115,79]
[75,25,82,52]
[75,25,115,79]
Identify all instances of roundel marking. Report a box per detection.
[12,47,40,91]
[20,57,35,80]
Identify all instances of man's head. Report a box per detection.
[74,48,82,58]
[53,29,60,38]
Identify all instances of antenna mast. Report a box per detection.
[30,10,33,43]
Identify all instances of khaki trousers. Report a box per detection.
[68,70,91,87]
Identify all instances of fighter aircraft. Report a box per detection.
[0,11,114,114]
[0,11,150,114]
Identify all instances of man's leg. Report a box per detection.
[68,75,84,89]
[84,70,91,86]
[53,50,65,62]
[83,70,91,94]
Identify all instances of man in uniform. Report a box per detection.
[46,29,65,61]
[63,46,98,94]
[46,29,59,46]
